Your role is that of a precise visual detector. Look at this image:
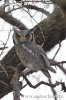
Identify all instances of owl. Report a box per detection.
[13,27,56,78]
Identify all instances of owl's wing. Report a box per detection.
[37,45,56,73]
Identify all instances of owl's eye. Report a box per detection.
[25,34,30,38]
[16,34,21,40]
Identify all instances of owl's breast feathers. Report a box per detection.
[15,42,56,73]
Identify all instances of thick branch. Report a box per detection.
[11,70,20,100]
[23,4,50,16]
[0,6,27,30]
[0,4,66,99]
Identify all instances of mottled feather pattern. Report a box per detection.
[13,27,56,78]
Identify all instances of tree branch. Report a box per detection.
[50,59,66,75]
[22,75,63,89]
[0,4,66,99]
[0,5,27,30]
[48,79,57,100]
[23,4,51,16]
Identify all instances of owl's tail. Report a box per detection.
[47,66,56,73]
[41,70,51,78]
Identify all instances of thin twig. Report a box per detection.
[48,79,57,100]
[0,29,11,56]
[0,63,9,78]
[51,61,66,65]
[15,0,53,4]
[22,75,62,89]
[52,42,61,61]
[50,59,66,75]
[0,80,9,87]
[0,47,8,50]
[23,4,51,16]
[22,7,46,42]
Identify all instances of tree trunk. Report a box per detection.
[0,4,66,98]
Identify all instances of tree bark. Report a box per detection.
[0,4,66,98]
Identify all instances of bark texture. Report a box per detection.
[0,4,66,98]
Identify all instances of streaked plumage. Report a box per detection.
[13,27,56,78]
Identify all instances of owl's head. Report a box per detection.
[13,27,33,45]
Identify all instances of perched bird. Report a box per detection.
[13,27,56,78]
